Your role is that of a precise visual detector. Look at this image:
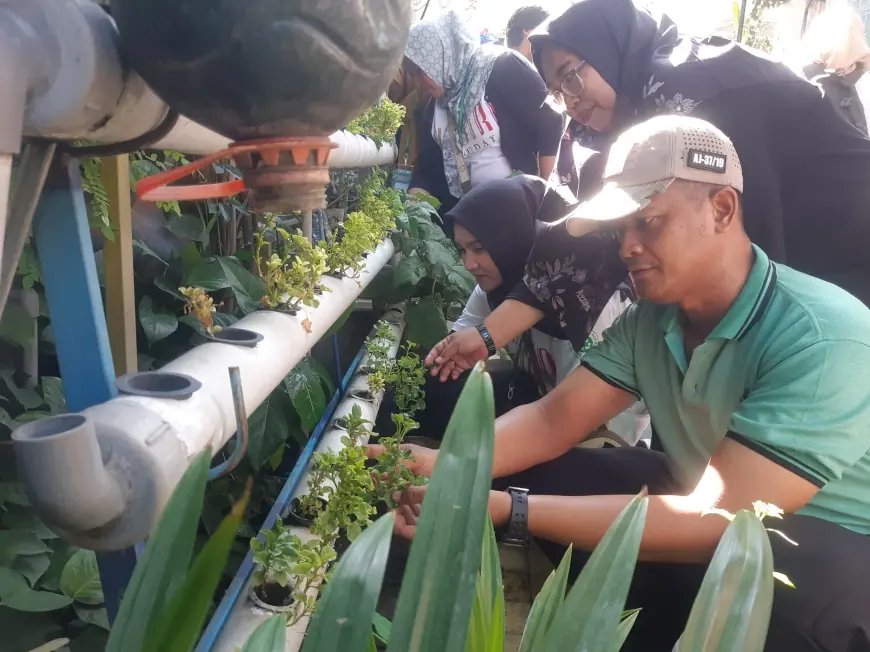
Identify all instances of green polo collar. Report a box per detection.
[658,244,777,342]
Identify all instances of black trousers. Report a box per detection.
[495,447,870,652]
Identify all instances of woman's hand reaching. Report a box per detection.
[424,328,490,381]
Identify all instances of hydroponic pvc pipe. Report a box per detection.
[12,240,395,552]
[208,309,405,652]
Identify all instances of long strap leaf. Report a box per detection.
[388,364,496,652]
[676,510,774,652]
[541,493,649,651]
[302,513,395,652]
[517,546,572,652]
[105,451,211,652]
[240,615,287,652]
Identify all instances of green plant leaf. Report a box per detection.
[75,604,111,631]
[105,451,211,652]
[0,568,73,612]
[167,214,208,244]
[12,553,51,588]
[616,609,641,650]
[389,364,495,652]
[0,507,58,540]
[518,547,571,652]
[133,239,169,267]
[465,517,503,652]
[140,482,250,652]
[41,377,66,415]
[302,513,395,652]
[183,257,265,314]
[285,360,327,431]
[0,302,35,349]
[241,614,287,651]
[675,510,774,652]
[0,605,65,651]
[373,613,392,644]
[0,371,44,410]
[38,541,76,593]
[540,493,648,651]
[0,530,51,565]
[393,254,427,292]
[59,550,103,605]
[405,296,448,351]
[305,356,337,397]
[0,482,31,507]
[138,296,178,346]
[324,306,355,340]
[420,240,459,278]
[247,386,304,470]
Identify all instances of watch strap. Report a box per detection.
[476,324,497,357]
[500,487,530,547]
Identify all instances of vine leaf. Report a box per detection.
[60,550,104,605]
[285,359,327,431]
[0,530,51,565]
[247,388,305,470]
[138,296,178,346]
[0,568,73,612]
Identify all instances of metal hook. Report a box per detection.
[208,366,250,480]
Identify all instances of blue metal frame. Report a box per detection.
[195,345,367,652]
[32,155,139,621]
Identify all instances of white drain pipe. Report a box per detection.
[13,240,394,551]
[211,310,405,652]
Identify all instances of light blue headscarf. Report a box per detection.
[405,11,503,197]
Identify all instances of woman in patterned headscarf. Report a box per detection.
[403,10,564,214]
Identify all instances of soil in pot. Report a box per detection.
[332,416,349,431]
[334,531,351,556]
[253,581,293,609]
[287,496,326,528]
[349,389,376,403]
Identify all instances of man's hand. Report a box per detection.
[365,443,438,478]
[393,488,512,540]
[424,328,489,381]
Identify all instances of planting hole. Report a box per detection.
[253,582,292,608]
[116,372,202,400]
[349,389,375,402]
[210,327,263,347]
[14,414,87,441]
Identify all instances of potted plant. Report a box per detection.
[390,341,426,416]
[249,519,336,626]
[371,413,426,511]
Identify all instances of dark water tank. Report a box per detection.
[113,0,411,141]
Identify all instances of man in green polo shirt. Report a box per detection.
[371,115,870,651]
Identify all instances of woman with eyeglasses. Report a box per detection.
[402,10,565,214]
[423,0,870,384]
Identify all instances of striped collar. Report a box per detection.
[658,244,777,342]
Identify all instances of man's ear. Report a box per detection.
[711,186,740,233]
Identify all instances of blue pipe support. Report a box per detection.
[32,155,139,622]
[195,344,367,652]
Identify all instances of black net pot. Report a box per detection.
[113,0,412,140]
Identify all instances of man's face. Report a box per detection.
[538,45,616,132]
[615,182,727,304]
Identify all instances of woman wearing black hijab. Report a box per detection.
[425,0,870,382]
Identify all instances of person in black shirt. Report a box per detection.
[505,5,550,62]
[424,0,870,380]
[404,10,564,214]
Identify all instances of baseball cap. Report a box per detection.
[565,115,743,237]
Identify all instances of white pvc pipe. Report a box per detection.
[0,155,12,279]
[212,308,406,652]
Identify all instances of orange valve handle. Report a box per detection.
[134,138,337,203]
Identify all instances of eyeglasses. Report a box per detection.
[551,61,587,102]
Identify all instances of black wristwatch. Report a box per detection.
[475,324,497,357]
[496,486,530,547]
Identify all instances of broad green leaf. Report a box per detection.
[0,530,51,565]
[393,254,427,292]
[74,604,111,631]
[285,360,327,432]
[241,615,286,652]
[0,605,65,651]
[675,510,774,652]
[373,613,392,644]
[0,568,73,612]
[420,240,459,279]
[540,493,648,651]
[105,451,211,652]
[59,550,103,605]
[405,296,448,351]
[41,377,65,415]
[153,276,184,300]
[0,482,31,507]
[167,214,208,244]
[247,386,304,470]
[389,364,495,652]
[183,257,265,314]
[12,553,51,587]
[138,296,178,346]
[305,356,337,397]
[38,541,76,592]
[518,547,572,652]
[0,506,58,540]
[302,513,395,652]
[141,483,250,652]
[0,302,35,349]
[133,239,169,267]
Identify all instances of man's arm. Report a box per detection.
[492,367,636,478]
[488,436,820,563]
[539,155,557,183]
